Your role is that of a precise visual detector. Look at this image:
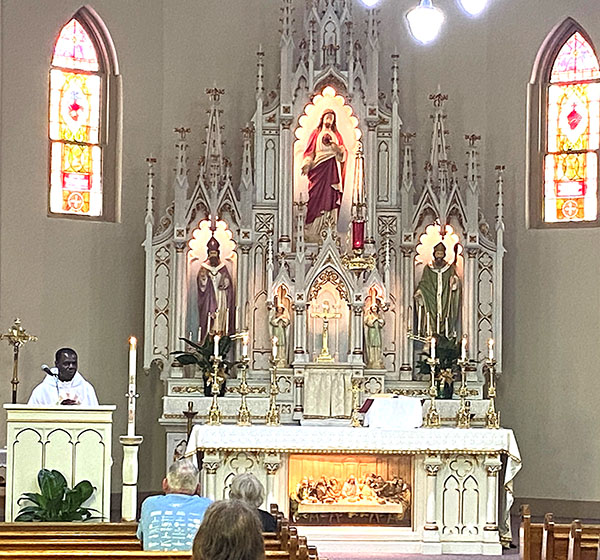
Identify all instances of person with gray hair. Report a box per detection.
[193,500,265,560]
[137,459,212,551]
[229,472,277,532]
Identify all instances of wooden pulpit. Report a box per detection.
[4,405,115,521]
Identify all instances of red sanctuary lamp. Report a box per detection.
[343,142,375,272]
[351,142,366,252]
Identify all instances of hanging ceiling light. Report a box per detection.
[457,0,488,16]
[359,0,381,6]
[406,0,445,45]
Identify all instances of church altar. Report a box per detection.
[141,0,515,553]
[185,425,521,555]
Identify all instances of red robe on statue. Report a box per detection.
[303,125,346,226]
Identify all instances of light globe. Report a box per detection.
[406,0,445,45]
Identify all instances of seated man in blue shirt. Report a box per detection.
[137,459,212,551]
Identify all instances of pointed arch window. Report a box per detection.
[528,20,600,227]
[49,8,121,220]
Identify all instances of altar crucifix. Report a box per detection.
[311,300,341,363]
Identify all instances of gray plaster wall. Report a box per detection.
[0,0,598,505]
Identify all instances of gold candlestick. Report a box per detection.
[424,355,441,428]
[485,358,500,429]
[456,357,471,428]
[236,356,252,426]
[265,358,280,426]
[0,318,38,404]
[350,377,363,427]
[207,356,224,426]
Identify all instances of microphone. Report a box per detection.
[41,364,57,377]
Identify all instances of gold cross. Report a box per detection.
[0,318,38,404]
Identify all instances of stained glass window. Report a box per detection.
[544,32,600,223]
[49,18,103,217]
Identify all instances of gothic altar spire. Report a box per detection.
[200,86,227,192]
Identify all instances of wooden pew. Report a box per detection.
[0,551,295,560]
[543,514,600,560]
[521,504,543,560]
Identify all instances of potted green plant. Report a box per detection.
[171,335,233,396]
[15,468,98,521]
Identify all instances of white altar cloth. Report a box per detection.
[186,425,519,459]
[186,424,521,551]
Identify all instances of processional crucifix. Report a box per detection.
[0,318,38,404]
[311,300,341,363]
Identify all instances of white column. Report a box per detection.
[292,374,304,420]
[120,435,143,522]
[279,117,293,251]
[293,303,308,363]
[422,454,443,554]
[202,454,221,501]
[239,245,251,330]
[400,247,414,380]
[464,248,478,381]
[263,454,281,507]
[483,454,503,554]
[350,304,364,364]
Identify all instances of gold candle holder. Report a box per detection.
[350,376,363,427]
[207,356,224,426]
[455,358,471,428]
[265,359,280,426]
[424,355,441,428]
[236,356,252,426]
[485,358,500,429]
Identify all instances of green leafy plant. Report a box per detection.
[15,468,98,522]
[416,334,470,399]
[171,335,233,396]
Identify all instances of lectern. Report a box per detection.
[4,405,115,521]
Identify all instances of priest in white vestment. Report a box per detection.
[28,348,99,406]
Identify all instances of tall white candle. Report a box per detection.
[272,336,278,360]
[127,336,137,437]
[488,338,494,361]
[242,333,249,358]
[430,336,436,361]
[197,327,202,342]
[461,335,467,361]
[213,335,220,358]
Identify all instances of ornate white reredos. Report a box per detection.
[143,0,506,432]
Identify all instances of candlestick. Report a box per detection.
[127,336,137,437]
[213,335,220,358]
[237,354,252,426]
[488,338,494,361]
[242,333,249,358]
[207,354,224,426]
[424,353,441,428]
[461,334,467,361]
[266,358,280,426]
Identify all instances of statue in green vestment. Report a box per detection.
[414,242,460,337]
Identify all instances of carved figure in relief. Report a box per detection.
[414,242,460,337]
[269,304,290,366]
[364,302,385,369]
[301,109,347,241]
[196,235,235,337]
